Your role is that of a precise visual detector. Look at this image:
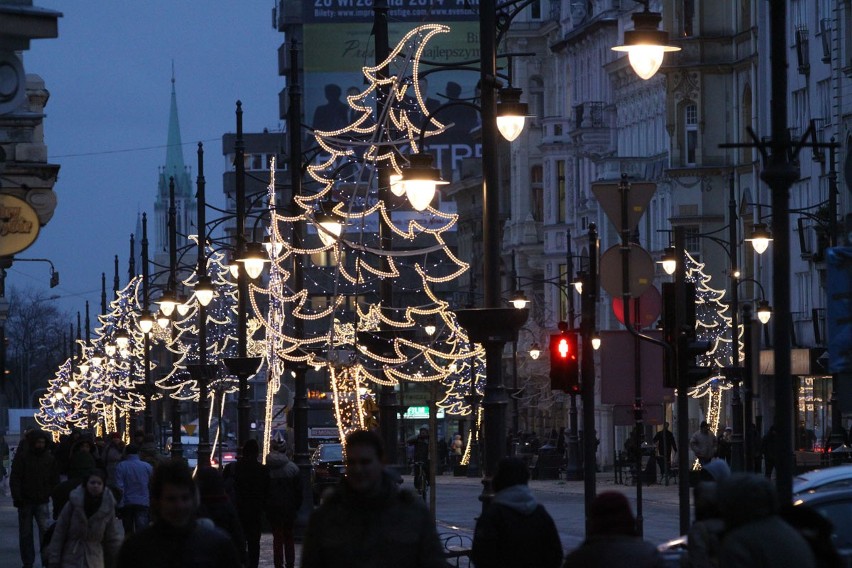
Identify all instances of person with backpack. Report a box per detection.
[266,441,302,568]
[46,469,124,568]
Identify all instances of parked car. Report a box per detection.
[794,464,852,495]
[793,487,852,563]
[310,442,344,504]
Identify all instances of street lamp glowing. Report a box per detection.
[194,275,215,307]
[90,352,104,367]
[757,300,773,324]
[227,255,240,279]
[79,362,90,375]
[401,153,448,211]
[115,330,130,350]
[529,342,541,360]
[746,223,772,255]
[425,322,437,336]
[658,246,677,275]
[176,295,191,316]
[69,379,78,389]
[238,242,269,280]
[389,171,406,197]
[263,235,284,258]
[157,313,170,329]
[315,207,344,247]
[496,87,529,142]
[591,332,602,351]
[612,7,680,80]
[138,311,155,335]
[572,272,585,295]
[104,343,117,357]
[511,290,529,309]
[157,289,177,317]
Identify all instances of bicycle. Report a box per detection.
[412,461,430,501]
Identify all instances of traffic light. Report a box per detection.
[678,335,713,386]
[550,332,579,393]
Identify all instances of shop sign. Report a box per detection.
[0,195,39,256]
[400,406,445,420]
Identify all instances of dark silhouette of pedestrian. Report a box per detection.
[653,422,677,476]
[690,421,717,466]
[113,444,153,535]
[561,492,660,567]
[471,457,562,568]
[10,428,58,568]
[266,441,302,568]
[233,439,269,568]
[301,429,447,567]
[196,465,246,566]
[761,425,778,479]
[717,473,816,567]
[684,458,730,568]
[117,459,240,568]
[312,84,350,133]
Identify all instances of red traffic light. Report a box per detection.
[550,332,579,392]
[558,337,569,358]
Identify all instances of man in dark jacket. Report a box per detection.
[233,438,269,568]
[471,457,562,568]
[301,429,448,568]
[117,459,240,568]
[10,429,58,568]
[718,473,816,567]
[266,441,302,568]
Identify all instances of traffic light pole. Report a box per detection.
[581,223,598,532]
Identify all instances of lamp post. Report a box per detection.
[141,213,154,436]
[167,176,183,460]
[581,223,598,526]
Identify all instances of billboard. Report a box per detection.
[299,1,481,178]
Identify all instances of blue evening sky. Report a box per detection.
[11,1,282,317]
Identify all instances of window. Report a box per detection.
[817,80,831,125]
[684,226,700,255]
[741,85,753,163]
[531,165,544,222]
[797,272,811,311]
[792,89,808,133]
[556,160,567,223]
[529,0,541,20]
[529,76,544,120]
[251,154,263,171]
[558,262,568,321]
[685,104,698,166]
[682,0,695,37]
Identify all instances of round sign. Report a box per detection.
[612,285,662,329]
[599,243,655,299]
[0,194,40,256]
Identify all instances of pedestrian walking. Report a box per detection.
[471,457,562,568]
[46,470,124,568]
[562,491,660,567]
[301,429,448,568]
[683,459,730,568]
[117,459,240,568]
[761,425,778,479]
[195,465,246,567]
[10,428,59,568]
[101,433,124,486]
[450,434,463,466]
[689,421,717,466]
[233,439,269,568]
[113,444,153,535]
[266,441,302,568]
[51,440,96,521]
[716,427,732,464]
[652,422,677,476]
[717,473,816,567]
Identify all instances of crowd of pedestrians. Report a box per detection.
[7,425,841,568]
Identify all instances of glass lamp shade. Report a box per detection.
[747,223,772,255]
[591,334,602,351]
[496,87,529,142]
[176,298,191,316]
[529,343,541,360]
[194,276,215,307]
[90,353,104,367]
[79,363,90,375]
[138,312,155,334]
[390,172,406,197]
[157,290,177,317]
[425,323,437,336]
[104,343,117,357]
[757,300,773,324]
[69,379,78,389]
[263,236,284,258]
[119,348,130,359]
[157,314,171,329]
[227,256,240,279]
[612,10,680,80]
[401,153,447,211]
[573,278,584,295]
[60,385,69,394]
[238,242,269,280]
[658,246,677,275]
[115,331,130,350]
[316,211,343,247]
[511,290,529,309]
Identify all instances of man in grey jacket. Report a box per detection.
[689,421,717,466]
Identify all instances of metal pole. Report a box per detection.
[142,213,154,435]
[288,39,313,535]
[168,176,183,460]
[763,0,798,504]
[674,226,691,535]
[827,144,845,449]
[729,172,744,472]
[373,0,399,467]
[235,102,251,447]
[582,223,598,531]
[196,142,212,468]
[566,230,581,480]
[742,303,755,470]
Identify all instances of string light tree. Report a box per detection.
[250,25,482,456]
[36,358,79,439]
[678,251,742,468]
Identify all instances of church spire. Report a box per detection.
[165,61,186,181]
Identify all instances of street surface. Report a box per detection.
[0,472,684,567]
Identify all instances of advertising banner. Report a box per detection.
[301,2,481,178]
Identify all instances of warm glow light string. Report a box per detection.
[683,252,739,469]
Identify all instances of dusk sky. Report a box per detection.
[12,1,283,317]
